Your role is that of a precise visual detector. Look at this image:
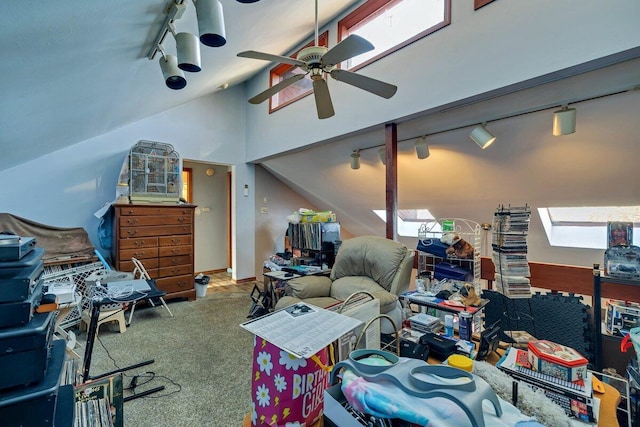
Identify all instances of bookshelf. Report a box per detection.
[287,222,340,267]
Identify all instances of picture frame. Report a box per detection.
[607,221,633,248]
[474,0,497,10]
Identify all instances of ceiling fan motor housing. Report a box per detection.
[297,46,328,64]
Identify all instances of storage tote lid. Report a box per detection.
[528,339,587,367]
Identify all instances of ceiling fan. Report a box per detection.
[237,0,397,119]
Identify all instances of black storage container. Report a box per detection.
[0,311,55,391]
[0,340,66,427]
[0,260,43,303]
[0,247,44,272]
[0,279,43,330]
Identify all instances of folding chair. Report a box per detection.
[127,257,174,326]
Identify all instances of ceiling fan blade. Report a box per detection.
[237,50,306,67]
[330,69,397,99]
[248,73,306,104]
[320,34,374,67]
[312,79,335,119]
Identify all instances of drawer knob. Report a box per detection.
[177,217,185,223]
[135,240,145,247]
[127,230,138,236]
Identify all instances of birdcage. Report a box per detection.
[128,140,182,204]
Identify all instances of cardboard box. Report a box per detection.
[300,211,337,223]
[527,340,588,383]
[605,299,640,335]
[327,295,380,361]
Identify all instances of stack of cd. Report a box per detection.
[492,205,532,298]
[408,313,441,334]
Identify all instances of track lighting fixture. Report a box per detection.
[470,123,496,149]
[174,30,201,72]
[147,0,227,89]
[415,137,430,159]
[159,50,187,90]
[553,105,577,136]
[196,0,226,47]
[350,151,361,170]
[378,147,387,166]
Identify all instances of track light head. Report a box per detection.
[176,32,202,72]
[553,106,576,136]
[350,151,361,170]
[377,147,386,165]
[415,137,430,159]
[159,54,187,90]
[470,124,496,149]
[196,0,227,47]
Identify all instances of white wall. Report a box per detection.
[243,0,640,162]
[0,85,256,280]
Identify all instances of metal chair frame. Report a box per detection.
[127,257,174,325]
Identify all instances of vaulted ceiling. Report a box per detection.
[0,0,360,172]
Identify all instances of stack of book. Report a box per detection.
[492,205,532,298]
[496,347,595,422]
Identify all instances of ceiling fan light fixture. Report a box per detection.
[350,151,361,170]
[415,137,430,159]
[553,105,576,136]
[470,123,496,149]
[196,0,226,47]
[175,32,202,72]
[159,54,187,90]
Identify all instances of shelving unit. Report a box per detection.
[417,218,481,293]
[287,222,341,267]
[593,264,640,372]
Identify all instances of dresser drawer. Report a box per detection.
[117,206,196,217]
[119,215,192,227]
[159,235,192,247]
[158,264,192,278]
[158,254,193,268]
[159,245,192,257]
[119,247,159,260]
[120,224,192,238]
[118,258,159,272]
[156,275,194,293]
[118,237,158,250]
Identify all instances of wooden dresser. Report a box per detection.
[112,204,196,301]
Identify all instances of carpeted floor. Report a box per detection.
[75,274,257,426]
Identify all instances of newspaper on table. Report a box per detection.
[240,302,363,359]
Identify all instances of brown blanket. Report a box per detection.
[0,213,95,263]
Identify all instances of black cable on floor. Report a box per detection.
[95,334,182,399]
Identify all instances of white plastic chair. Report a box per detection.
[127,257,174,325]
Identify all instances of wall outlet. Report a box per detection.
[261,207,269,214]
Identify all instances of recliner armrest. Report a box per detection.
[285,275,332,299]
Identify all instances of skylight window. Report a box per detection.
[538,206,640,249]
[374,208,437,237]
[338,0,450,70]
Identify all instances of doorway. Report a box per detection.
[182,160,232,274]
